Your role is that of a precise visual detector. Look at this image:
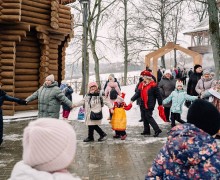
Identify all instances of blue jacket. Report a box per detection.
[0,90,21,120]
[146,123,220,179]
[163,89,197,113]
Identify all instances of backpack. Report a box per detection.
[109,87,118,100]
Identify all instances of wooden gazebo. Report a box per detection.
[0,0,75,115]
[145,42,202,79]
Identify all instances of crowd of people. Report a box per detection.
[0,64,220,179]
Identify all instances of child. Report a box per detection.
[111,93,132,140]
[163,81,198,127]
[9,118,80,180]
[61,83,73,121]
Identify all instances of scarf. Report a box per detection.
[139,81,156,109]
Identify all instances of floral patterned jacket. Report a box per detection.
[145,123,220,180]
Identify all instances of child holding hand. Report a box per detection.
[110,93,132,140]
[163,81,198,127]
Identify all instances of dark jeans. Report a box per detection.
[143,108,160,133]
[88,125,105,139]
[164,107,171,122]
[115,130,126,136]
[170,112,185,127]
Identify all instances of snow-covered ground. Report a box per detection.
[4,75,189,126]
[68,83,188,126]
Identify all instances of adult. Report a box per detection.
[135,72,144,122]
[158,69,176,122]
[25,74,73,119]
[145,99,220,179]
[157,67,163,83]
[188,68,193,78]
[195,69,216,100]
[0,84,26,145]
[73,82,113,142]
[130,70,163,137]
[180,68,187,85]
[187,64,203,96]
[103,73,121,91]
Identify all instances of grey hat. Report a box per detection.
[203,69,211,75]
[109,74,115,78]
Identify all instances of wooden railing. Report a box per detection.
[68,76,140,93]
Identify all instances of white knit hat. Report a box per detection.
[164,69,172,75]
[22,118,76,172]
[176,80,183,88]
[46,74,55,82]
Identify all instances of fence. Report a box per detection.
[69,76,140,93]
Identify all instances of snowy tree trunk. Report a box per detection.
[207,0,220,80]
[123,0,128,86]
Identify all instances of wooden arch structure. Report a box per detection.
[145,42,202,79]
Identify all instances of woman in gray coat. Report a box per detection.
[73,82,113,142]
[25,74,73,119]
[158,69,176,122]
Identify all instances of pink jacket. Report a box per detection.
[104,81,121,103]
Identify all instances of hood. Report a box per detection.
[43,81,58,88]
[201,76,213,82]
[107,81,118,88]
[166,123,218,166]
[9,161,79,180]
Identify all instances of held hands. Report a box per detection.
[110,109,114,114]
[19,99,27,105]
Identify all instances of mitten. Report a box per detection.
[158,105,167,122]
[126,103,132,110]
[19,99,27,105]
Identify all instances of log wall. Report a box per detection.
[0,0,74,115]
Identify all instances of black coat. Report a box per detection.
[62,86,73,111]
[131,82,162,110]
[135,77,143,105]
[0,90,21,117]
[187,72,203,96]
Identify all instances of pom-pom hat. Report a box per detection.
[46,74,55,82]
[141,70,152,78]
[176,80,183,88]
[88,82,98,88]
[164,69,172,75]
[22,118,77,172]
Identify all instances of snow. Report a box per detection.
[3,70,188,126]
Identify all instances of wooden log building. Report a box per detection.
[0,0,76,115]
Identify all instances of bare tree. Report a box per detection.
[207,0,220,79]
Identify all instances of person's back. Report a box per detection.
[9,118,81,180]
[146,99,220,179]
[146,123,220,179]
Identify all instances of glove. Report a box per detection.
[126,103,132,110]
[158,105,167,122]
[18,99,27,105]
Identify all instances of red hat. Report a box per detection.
[140,70,152,77]
[120,92,125,99]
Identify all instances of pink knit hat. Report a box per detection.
[88,81,98,88]
[22,118,76,172]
